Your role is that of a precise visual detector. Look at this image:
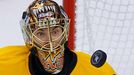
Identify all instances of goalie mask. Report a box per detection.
[20,0,70,73]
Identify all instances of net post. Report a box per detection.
[63,0,76,50]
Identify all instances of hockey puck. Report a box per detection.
[91,50,107,68]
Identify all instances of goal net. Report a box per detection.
[73,0,134,75]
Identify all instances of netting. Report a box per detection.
[75,0,134,75]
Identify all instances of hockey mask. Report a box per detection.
[20,0,70,73]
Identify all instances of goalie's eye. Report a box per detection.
[51,26,63,37]
[36,31,45,37]
[33,28,47,38]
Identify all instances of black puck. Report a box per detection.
[91,50,107,68]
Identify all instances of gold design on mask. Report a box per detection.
[38,46,64,73]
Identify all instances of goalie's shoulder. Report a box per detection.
[73,51,91,59]
[0,45,31,75]
[0,45,29,58]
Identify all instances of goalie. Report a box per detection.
[0,0,116,75]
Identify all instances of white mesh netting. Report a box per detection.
[75,0,134,75]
